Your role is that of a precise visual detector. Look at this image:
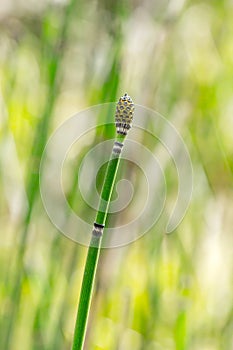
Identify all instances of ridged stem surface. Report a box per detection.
[71,134,125,350]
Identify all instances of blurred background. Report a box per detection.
[0,0,233,349]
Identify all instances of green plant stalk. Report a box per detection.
[71,236,101,350]
[3,2,78,348]
[71,134,125,350]
[71,93,134,350]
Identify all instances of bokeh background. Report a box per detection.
[1,0,233,349]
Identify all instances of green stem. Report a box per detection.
[71,135,125,350]
[3,2,78,349]
[71,92,134,350]
[71,236,101,350]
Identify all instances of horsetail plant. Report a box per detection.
[71,93,134,350]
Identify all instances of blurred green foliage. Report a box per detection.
[0,0,233,349]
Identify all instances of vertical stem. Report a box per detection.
[71,93,134,350]
[71,236,101,350]
[71,139,124,350]
[3,2,78,348]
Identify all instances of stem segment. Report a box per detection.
[71,236,101,350]
[71,93,134,350]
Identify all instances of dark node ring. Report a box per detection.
[113,141,124,155]
[94,222,105,229]
[114,141,124,147]
[92,222,105,237]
